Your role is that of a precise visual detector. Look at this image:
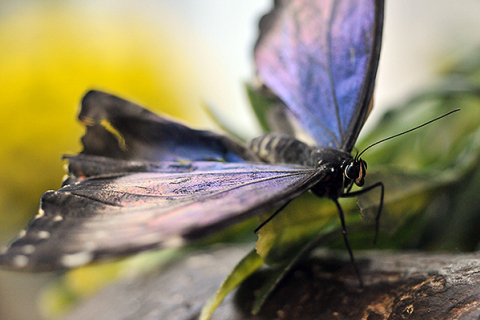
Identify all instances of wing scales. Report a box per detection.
[0,162,323,271]
[255,0,383,151]
[80,90,258,162]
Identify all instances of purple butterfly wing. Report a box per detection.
[0,160,322,271]
[79,90,257,163]
[0,90,309,271]
[255,0,384,151]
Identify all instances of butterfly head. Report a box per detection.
[344,157,367,188]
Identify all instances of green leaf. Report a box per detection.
[199,249,264,320]
[245,83,315,143]
[354,70,480,250]
[255,192,354,265]
[251,222,339,314]
[245,83,278,132]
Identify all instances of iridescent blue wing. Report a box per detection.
[79,90,258,163]
[0,158,322,271]
[254,0,384,151]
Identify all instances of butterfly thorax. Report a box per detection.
[248,133,367,200]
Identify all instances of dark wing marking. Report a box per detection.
[64,154,201,184]
[80,90,258,162]
[0,161,324,271]
[255,0,384,151]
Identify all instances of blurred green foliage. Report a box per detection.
[250,48,480,260]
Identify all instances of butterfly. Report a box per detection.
[0,0,384,279]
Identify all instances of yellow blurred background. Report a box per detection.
[0,1,479,319]
[0,2,200,240]
[0,2,200,319]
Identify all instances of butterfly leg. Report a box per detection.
[254,200,293,234]
[341,182,385,245]
[333,198,364,288]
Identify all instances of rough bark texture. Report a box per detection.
[63,246,480,320]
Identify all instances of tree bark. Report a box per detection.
[64,246,480,320]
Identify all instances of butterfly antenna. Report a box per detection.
[357,109,460,158]
[353,149,360,161]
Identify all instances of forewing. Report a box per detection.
[0,161,322,271]
[79,90,257,163]
[63,154,226,185]
[255,0,384,151]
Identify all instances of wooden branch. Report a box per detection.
[64,247,480,320]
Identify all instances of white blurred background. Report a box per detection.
[88,0,480,136]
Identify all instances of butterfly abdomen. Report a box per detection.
[248,133,315,166]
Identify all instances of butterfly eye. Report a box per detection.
[356,177,365,187]
[345,164,359,180]
[355,160,367,186]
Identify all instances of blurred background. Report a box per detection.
[0,1,480,319]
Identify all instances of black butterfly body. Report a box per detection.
[0,0,384,273]
[249,133,366,197]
